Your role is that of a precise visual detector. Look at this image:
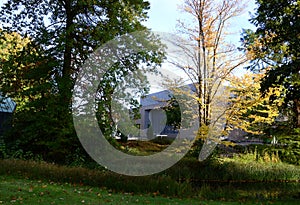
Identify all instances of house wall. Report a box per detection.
[139,90,170,130]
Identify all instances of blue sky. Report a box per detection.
[143,0,257,40]
[0,0,256,80]
[142,0,257,80]
[0,0,257,38]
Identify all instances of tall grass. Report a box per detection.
[163,156,300,182]
[0,159,193,197]
[0,156,299,200]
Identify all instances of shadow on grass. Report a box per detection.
[0,158,299,202]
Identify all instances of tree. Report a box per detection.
[167,0,247,145]
[242,0,300,127]
[1,0,153,107]
[0,30,78,161]
[172,0,246,127]
[226,72,283,135]
[163,96,181,130]
[0,30,51,111]
[0,0,163,163]
[0,30,30,60]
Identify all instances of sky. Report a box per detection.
[0,0,256,32]
[0,0,257,45]
[0,0,257,84]
[141,0,258,84]
[143,0,257,41]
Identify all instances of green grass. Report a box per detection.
[163,156,300,183]
[0,159,194,197]
[0,175,298,205]
[0,175,189,204]
[0,153,299,204]
[0,158,299,200]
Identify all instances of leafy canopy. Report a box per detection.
[242,0,300,126]
[0,0,164,163]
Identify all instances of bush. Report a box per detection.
[0,159,194,197]
[0,158,299,200]
[273,128,300,165]
[150,136,173,145]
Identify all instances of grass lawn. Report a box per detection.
[0,175,299,205]
[0,143,299,205]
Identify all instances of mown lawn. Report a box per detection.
[0,175,298,205]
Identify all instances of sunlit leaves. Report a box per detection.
[0,0,159,162]
[242,0,300,127]
[227,72,284,134]
[175,0,247,127]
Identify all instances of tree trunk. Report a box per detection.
[61,0,74,109]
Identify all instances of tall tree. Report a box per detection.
[0,30,50,111]
[171,0,246,128]
[1,0,152,108]
[242,0,300,127]
[0,0,163,162]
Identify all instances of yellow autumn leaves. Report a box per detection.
[227,71,284,135]
[0,30,30,61]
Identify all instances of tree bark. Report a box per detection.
[61,0,74,109]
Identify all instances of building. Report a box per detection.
[137,84,196,139]
[136,85,255,143]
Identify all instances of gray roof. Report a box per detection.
[140,90,171,107]
[140,83,196,107]
[0,95,16,113]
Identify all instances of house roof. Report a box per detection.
[0,95,16,113]
[140,83,196,107]
[140,90,171,107]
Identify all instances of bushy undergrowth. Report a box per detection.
[0,156,299,200]
[1,137,299,201]
[163,156,300,182]
[0,159,193,197]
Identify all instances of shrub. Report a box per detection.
[273,128,300,165]
[0,137,6,158]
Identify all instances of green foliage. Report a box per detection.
[0,137,6,158]
[150,136,174,145]
[230,146,281,164]
[187,139,206,158]
[273,128,300,165]
[0,0,164,163]
[163,96,181,129]
[242,0,300,127]
[1,158,299,202]
[231,139,299,166]
[9,149,43,162]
